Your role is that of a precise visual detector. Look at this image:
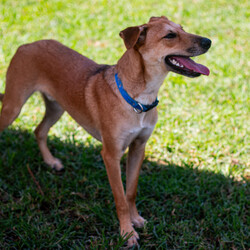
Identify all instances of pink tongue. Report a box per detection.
[172,56,210,76]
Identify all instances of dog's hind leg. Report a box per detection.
[34,93,64,171]
[0,85,34,132]
[0,46,37,132]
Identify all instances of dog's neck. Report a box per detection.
[117,49,167,105]
[117,49,145,95]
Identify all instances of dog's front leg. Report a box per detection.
[101,143,139,246]
[126,138,147,228]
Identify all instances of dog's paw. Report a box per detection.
[52,158,64,171]
[127,234,139,248]
[46,158,64,171]
[121,225,139,248]
[131,215,146,228]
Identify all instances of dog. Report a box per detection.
[0,16,211,246]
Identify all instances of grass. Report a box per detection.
[0,0,249,249]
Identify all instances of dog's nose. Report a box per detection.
[200,38,211,50]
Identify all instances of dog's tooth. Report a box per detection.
[170,58,184,68]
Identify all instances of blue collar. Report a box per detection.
[115,73,159,113]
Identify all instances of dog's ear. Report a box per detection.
[149,16,168,23]
[119,25,147,50]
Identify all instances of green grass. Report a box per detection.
[0,0,249,249]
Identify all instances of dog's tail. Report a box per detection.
[0,93,4,102]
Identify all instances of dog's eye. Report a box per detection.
[164,33,177,39]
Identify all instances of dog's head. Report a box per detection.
[120,16,211,77]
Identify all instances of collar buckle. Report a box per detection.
[133,103,143,114]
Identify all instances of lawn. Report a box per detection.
[0,0,249,249]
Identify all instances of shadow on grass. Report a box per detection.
[0,129,249,249]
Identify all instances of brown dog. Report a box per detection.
[0,16,211,246]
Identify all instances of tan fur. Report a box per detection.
[0,16,210,246]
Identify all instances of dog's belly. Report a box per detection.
[82,126,102,141]
[78,124,102,142]
[66,110,102,142]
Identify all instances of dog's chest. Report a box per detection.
[130,113,154,132]
[121,111,157,150]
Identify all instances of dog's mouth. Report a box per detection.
[165,55,210,77]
